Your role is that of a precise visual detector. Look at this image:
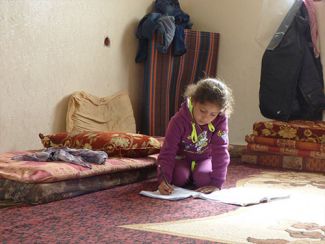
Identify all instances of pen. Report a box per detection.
[162,175,173,188]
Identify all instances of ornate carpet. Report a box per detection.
[122,170,325,243]
[1,163,324,243]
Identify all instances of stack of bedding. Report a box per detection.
[0,131,162,205]
[241,120,325,173]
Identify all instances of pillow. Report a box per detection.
[39,132,70,148]
[66,91,136,134]
[39,131,161,157]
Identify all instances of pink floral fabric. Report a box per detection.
[0,150,158,183]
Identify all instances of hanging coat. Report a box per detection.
[259,0,325,121]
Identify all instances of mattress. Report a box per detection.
[241,150,325,173]
[246,143,325,159]
[0,150,158,205]
[245,134,325,152]
[253,120,325,143]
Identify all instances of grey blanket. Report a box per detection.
[12,147,108,169]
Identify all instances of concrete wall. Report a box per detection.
[0,0,152,152]
[0,0,324,152]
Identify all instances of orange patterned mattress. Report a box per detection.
[241,150,325,173]
[253,120,325,143]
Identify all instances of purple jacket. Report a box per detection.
[157,99,230,188]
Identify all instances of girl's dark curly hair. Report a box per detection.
[184,78,234,117]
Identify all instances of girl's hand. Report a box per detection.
[158,179,174,195]
[195,186,219,194]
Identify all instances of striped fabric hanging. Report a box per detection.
[141,30,220,136]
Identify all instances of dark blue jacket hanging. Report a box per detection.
[259,0,325,121]
[135,13,176,63]
[154,0,192,56]
[135,0,192,63]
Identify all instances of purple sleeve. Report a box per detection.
[210,116,230,189]
[157,116,183,184]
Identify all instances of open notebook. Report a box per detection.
[140,186,290,207]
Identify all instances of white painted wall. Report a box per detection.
[0,0,152,152]
[0,0,324,152]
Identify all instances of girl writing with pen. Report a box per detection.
[157,78,234,195]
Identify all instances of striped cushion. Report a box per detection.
[142,30,220,136]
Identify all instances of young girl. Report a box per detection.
[157,78,234,195]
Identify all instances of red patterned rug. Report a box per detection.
[1,162,324,243]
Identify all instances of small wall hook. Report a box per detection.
[104,36,110,47]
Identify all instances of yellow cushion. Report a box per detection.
[66,91,136,134]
